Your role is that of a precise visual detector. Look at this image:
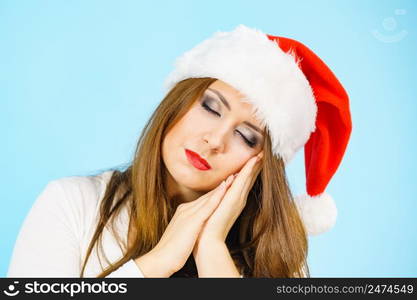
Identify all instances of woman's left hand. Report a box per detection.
[193,151,264,250]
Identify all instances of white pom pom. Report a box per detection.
[294,192,337,236]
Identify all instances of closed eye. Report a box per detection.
[201,101,258,148]
[202,101,220,116]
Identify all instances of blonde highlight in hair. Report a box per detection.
[80,77,309,278]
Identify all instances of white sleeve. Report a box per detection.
[7,179,145,278]
[7,180,82,277]
[105,259,145,278]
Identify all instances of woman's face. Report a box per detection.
[162,79,265,194]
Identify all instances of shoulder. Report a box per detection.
[36,170,115,239]
[7,170,116,277]
[48,170,115,206]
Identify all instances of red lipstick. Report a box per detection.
[185,149,211,170]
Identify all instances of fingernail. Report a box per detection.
[226,174,233,185]
[257,153,264,162]
[220,181,226,188]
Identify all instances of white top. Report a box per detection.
[7,170,145,278]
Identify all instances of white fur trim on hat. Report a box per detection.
[294,192,337,235]
[163,24,317,164]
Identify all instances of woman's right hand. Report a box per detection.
[134,174,234,277]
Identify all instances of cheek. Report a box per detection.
[163,112,199,149]
[219,154,251,178]
[161,109,207,180]
[187,105,216,131]
[172,107,209,140]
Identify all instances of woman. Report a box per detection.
[7,25,352,278]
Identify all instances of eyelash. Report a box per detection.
[201,101,257,148]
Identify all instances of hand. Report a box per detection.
[193,151,264,250]
[138,178,233,275]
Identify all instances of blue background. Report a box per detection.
[1,0,416,277]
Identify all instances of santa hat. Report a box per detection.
[163,25,352,235]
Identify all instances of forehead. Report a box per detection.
[207,80,265,131]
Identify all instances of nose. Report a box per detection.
[203,126,229,153]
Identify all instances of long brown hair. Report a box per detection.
[80,77,310,278]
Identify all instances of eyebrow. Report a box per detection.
[207,88,264,135]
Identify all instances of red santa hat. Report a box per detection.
[163,25,352,235]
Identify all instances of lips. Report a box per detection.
[185,149,211,170]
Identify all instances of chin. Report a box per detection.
[178,175,217,193]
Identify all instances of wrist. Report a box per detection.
[192,241,241,277]
[196,236,225,247]
[193,239,227,262]
[134,249,177,277]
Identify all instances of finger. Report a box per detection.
[200,174,235,209]
[248,153,263,179]
[188,177,231,214]
[242,151,263,180]
[188,153,263,207]
[257,150,264,160]
[192,180,229,219]
[242,162,262,192]
[228,154,263,197]
[242,154,263,190]
[231,156,259,188]
[185,180,226,210]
